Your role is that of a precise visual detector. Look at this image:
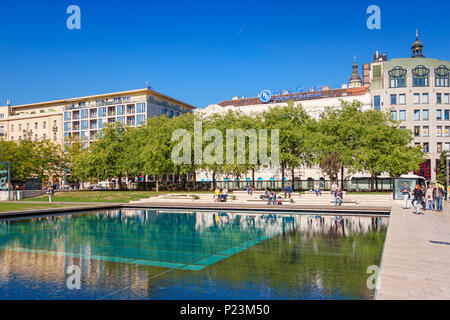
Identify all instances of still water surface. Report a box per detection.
[0,210,388,300]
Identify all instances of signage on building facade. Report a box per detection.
[259,86,325,104]
[259,90,272,103]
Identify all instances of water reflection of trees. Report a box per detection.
[0,210,388,299]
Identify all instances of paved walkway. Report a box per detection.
[376,201,450,300]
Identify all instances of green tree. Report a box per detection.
[437,151,449,187]
[261,101,312,189]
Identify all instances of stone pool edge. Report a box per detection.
[0,203,391,219]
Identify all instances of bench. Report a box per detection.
[330,200,357,205]
[247,198,294,204]
[159,194,197,202]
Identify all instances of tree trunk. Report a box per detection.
[252,168,255,189]
[291,167,295,192]
[341,166,344,190]
[213,171,216,190]
[156,176,159,192]
[193,170,197,191]
[281,163,286,190]
[375,174,379,192]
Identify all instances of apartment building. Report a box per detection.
[0,88,196,147]
[370,32,450,180]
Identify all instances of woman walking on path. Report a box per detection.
[425,185,434,211]
[412,184,425,215]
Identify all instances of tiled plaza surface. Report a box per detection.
[376,201,450,300]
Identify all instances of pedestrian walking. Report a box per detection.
[412,184,424,215]
[433,184,446,212]
[47,186,55,204]
[425,185,434,211]
[400,181,411,209]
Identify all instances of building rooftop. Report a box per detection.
[2,88,196,110]
[217,87,369,108]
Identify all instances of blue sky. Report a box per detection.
[1,0,450,108]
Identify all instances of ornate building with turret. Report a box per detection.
[369,31,450,180]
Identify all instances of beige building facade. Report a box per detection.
[0,88,195,147]
[370,33,450,180]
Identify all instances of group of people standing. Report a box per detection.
[401,181,447,215]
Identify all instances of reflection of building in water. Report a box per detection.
[193,211,387,238]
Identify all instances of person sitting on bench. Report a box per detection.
[220,187,229,202]
[334,188,343,206]
[260,189,270,200]
[284,184,293,198]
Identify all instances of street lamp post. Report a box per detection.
[0,161,11,201]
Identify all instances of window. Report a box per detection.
[414,110,420,120]
[412,65,429,87]
[390,94,397,105]
[11,125,14,132]
[26,123,30,130]
[137,103,146,113]
[399,94,406,105]
[64,122,71,132]
[423,126,429,137]
[423,109,429,120]
[445,110,449,120]
[391,111,397,121]
[53,133,57,141]
[435,65,450,87]
[374,96,381,111]
[437,143,442,153]
[437,93,442,104]
[414,126,420,137]
[43,122,46,129]
[18,124,21,131]
[445,126,450,137]
[413,93,420,104]
[35,122,38,130]
[137,115,147,126]
[437,110,442,120]
[437,126,442,137]
[400,126,406,130]
[81,120,88,130]
[422,93,429,104]
[445,94,450,104]
[0,114,3,119]
[64,112,71,121]
[445,143,450,152]
[423,143,429,153]
[389,67,407,88]
[373,65,382,79]
[81,109,88,119]
[399,110,406,121]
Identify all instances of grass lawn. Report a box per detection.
[0,203,92,213]
[23,191,165,203]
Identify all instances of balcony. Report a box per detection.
[53,126,58,133]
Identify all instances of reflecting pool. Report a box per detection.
[0,210,388,300]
